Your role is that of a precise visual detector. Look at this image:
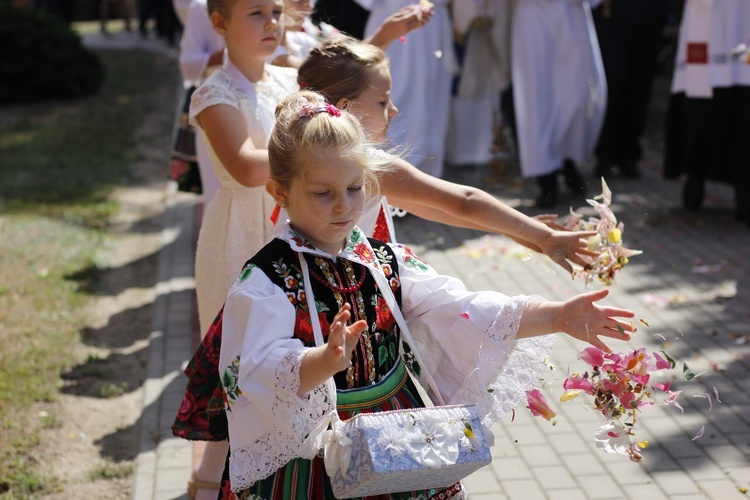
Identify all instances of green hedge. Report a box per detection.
[0,5,104,103]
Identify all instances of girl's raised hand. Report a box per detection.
[556,289,635,353]
[366,4,433,49]
[326,303,367,373]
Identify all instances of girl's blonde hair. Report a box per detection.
[297,34,390,104]
[269,90,381,195]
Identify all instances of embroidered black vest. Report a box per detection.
[247,238,403,390]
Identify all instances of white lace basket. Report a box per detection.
[330,404,491,498]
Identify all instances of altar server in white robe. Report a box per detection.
[511,0,607,208]
[356,0,456,178]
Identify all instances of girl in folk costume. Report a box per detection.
[218,90,636,498]
[664,0,750,225]
[511,0,608,208]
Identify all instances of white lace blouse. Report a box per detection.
[219,223,556,491]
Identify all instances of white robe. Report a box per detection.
[670,0,750,98]
[356,0,457,178]
[511,0,607,177]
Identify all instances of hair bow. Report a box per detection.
[296,96,341,118]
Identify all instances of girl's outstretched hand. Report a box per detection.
[326,303,367,373]
[556,289,635,352]
[539,229,600,274]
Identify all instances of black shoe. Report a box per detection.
[682,176,704,211]
[562,160,587,198]
[620,162,642,179]
[535,172,559,208]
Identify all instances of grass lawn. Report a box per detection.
[0,40,172,496]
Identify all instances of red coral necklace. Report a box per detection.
[309,261,366,293]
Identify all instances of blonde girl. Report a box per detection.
[218,90,636,498]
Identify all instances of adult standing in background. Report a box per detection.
[592,0,669,179]
[356,0,455,178]
[446,0,515,169]
[664,0,750,225]
[511,0,607,208]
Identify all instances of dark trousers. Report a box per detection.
[593,11,665,166]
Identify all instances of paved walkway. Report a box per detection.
[87,29,750,500]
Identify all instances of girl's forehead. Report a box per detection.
[234,0,282,8]
[300,153,366,184]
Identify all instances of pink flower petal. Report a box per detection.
[578,347,605,367]
[692,426,705,441]
[525,389,556,421]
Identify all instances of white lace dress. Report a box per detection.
[190,61,299,334]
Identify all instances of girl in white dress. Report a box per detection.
[185,0,295,497]
[217,89,636,498]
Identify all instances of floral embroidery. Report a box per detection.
[293,308,332,346]
[374,296,396,332]
[290,234,316,250]
[284,274,299,289]
[222,355,242,409]
[399,245,431,272]
[239,263,256,282]
[352,241,375,264]
[402,340,421,377]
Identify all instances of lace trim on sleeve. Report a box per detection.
[229,350,334,491]
[450,294,556,427]
[189,74,240,125]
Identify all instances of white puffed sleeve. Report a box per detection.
[391,244,555,427]
[220,266,334,491]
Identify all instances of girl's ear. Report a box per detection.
[266,179,288,207]
[335,98,350,110]
[211,11,228,36]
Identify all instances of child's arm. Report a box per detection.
[364,3,434,50]
[379,157,597,273]
[297,304,367,395]
[196,104,271,187]
[517,289,635,352]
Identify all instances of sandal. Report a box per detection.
[187,471,221,500]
